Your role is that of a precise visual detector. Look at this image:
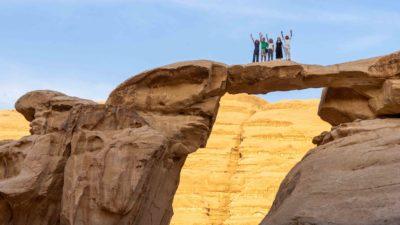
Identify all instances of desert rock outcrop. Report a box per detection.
[0,95,331,225]
[0,51,400,225]
[0,91,97,225]
[261,118,400,225]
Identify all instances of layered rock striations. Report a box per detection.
[0,110,29,140]
[0,51,400,225]
[171,94,330,225]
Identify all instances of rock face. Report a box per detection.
[0,95,331,225]
[171,94,330,225]
[0,91,97,225]
[1,51,400,225]
[1,61,228,225]
[261,118,400,225]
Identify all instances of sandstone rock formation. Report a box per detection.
[0,95,331,225]
[261,118,400,225]
[228,52,400,125]
[1,61,228,225]
[0,51,400,225]
[171,94,330,225]
[0,91,97,225]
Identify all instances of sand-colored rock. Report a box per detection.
[0,90,192,225]
[227,52,400,125]
[107,52,400,126]
[106,53,400,128]
[318,88,375,126]
[0,110,29,140]
[16,90,97,134]
[261,118,400,225]
[0,91,97,225]
[107,60,229,156]
[1,51,400,225]
[1,61,227,225]
[60,105,180,225]
[0,94,330,225]
[171,94,330,225]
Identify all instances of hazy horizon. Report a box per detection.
[1,0,399,109]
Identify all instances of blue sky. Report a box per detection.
[1,0,399,109]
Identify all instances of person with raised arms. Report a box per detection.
[260,32,268,62]
[265,33,274,61]
[281,30,293,61]
[250,33,261,63]
[275,36,283,60]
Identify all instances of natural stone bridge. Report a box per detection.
[1,51,400,225]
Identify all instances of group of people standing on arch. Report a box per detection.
[251,30,293,62]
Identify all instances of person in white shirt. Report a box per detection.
[281,30,293,61]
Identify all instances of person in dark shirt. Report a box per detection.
[250,33,260,63]
[275,37,283,60]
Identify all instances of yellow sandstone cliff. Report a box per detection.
[171,94,330,225]
[0,110,29,140]
[0,94,330,225]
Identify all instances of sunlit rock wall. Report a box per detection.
[0,110,29,140]
[171,94,330,225]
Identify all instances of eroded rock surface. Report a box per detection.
[1,61,228,225]
[261,119,400,225]
[1,52,400,225]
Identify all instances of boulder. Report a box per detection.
[260,119,400,225]
[318,88,375,126]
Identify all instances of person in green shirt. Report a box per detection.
[259,32,269,62]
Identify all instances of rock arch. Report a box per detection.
[0,51,400,225]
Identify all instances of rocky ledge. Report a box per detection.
[0,51,400,225]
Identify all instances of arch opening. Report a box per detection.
[171,92,330,225]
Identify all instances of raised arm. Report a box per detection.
[259,32,263,40]
[281,31,284,39]
[250,34,255,43]
[290,30,293,38]
[265,33,269,40]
